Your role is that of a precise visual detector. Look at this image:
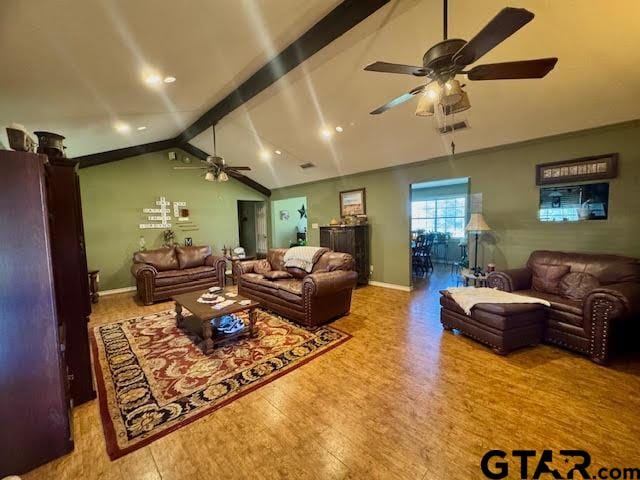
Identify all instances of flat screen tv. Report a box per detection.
[539,182,609,222]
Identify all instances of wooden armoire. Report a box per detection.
[0,150,94,476]
[319,224,370,284]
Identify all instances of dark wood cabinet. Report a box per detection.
[320,225,370,284]
[46,157,95,405]
[0,151,94,476]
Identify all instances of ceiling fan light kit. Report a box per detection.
[366,1,558,120]
[174,123,251,184]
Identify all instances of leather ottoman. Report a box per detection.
[439,292,546,355]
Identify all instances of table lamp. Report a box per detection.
[465,213,491,275]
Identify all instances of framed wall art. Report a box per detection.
[536,153,618,186]
[340,188,366,217]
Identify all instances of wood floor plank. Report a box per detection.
[21,266,640,479]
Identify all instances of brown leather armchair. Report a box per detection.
[131,245,226,305]
[488,250,640,364]
[234,248,358,327]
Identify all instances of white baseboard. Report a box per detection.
[100,286,136,296]
[367,281,413,292]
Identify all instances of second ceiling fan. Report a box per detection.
[365,0,558,116]
[173,124,251,182]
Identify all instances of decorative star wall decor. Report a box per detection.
[298,205,307,219]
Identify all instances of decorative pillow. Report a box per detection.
[286,267,307,279]
[263,270,293,280]
[559,272,600,301]
[253,259,272,275]
[531,264,571,294]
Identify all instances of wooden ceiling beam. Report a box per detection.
[75,0,392,196]
[77,139,176,168]
[177,0,391,144]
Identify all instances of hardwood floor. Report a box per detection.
[24,270,640,479]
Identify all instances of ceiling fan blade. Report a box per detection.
[226,166,251,171]
[370,84,428,115]
[453,7,534,66]
[173,166,208,170]
[226,170,245,179]
[467,58,557,80]
[364,61,428,76]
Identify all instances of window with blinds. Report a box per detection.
[411,196,466,237]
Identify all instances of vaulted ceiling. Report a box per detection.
[3,0,640,189]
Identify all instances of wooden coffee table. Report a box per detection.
[173,289,260,354]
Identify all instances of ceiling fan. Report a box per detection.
[365,0,558,117]
[173,124,250,182]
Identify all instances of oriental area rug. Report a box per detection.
[90,308,350,459]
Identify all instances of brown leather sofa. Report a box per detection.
[487,250,640,364]
[234,248,358,327]
[131,245,226,305]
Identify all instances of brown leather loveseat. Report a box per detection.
[131,245,226,305]
[488,250,640,364]
[234,248,358,327]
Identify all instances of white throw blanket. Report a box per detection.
[445,287,551,315]
[284,246,327,273]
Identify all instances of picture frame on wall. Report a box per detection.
[536,153,618,186]
[340,188,366,217]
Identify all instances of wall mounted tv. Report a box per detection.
[539,182,609,222]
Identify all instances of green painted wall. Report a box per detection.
[271,121,640,287]
[79,149,266,290]
[271,197,307,248]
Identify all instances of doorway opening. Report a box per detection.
[410,177,470,290]
[271,197,308,248]
[237,200,267,258]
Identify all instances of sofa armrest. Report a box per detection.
[586,282,640,319]
[303,271,358,297]
[131,262,158,278]
[204,255,226,283]
[583,282,640,364]
[233,259,260,277]
[487,268,532,292]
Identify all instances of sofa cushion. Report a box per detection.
[267,249,287,271]
[313,251,355,272]
[253,259,272,275]
[527,250,640,285]
[263,270,292,280]
[559,272,600,301]
[155,266,216,286]
[155,269,190,286]
[176,245,210,269]
[516,289,583,316]
[134,247,179,272]
[532,264,570,294]
[242,273,277,290]
[187,265,217,282]
[286,267,307,279]
[275,278,303,296]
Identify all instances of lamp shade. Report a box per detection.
[415,92,434,117]
[466,213,491,232]
[441,79,463,106]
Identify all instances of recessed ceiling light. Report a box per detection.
[335,126,343,133]
[144,74,162,86]
[321,129,332,138]
[137,126,147,131]
[274,150,282,155]
[163,76,176,84]
[114,122,130,133]
[259,151,271,161]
